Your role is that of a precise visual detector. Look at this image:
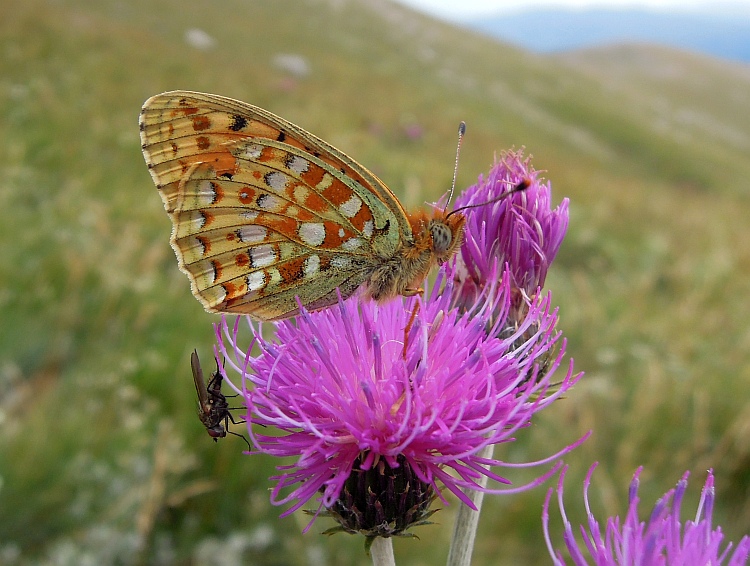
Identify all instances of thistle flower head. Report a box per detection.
[216,268,583,535]
[452,149,569,315]
[543,464,750,565]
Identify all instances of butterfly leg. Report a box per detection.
[402,301,421,360]
[402,287,424,297]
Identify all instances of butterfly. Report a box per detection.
[190,350,249,449]
[140,91,467,320]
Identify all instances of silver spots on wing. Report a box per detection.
[250,244,276,268]
[303,255,320,277]
[299,223,326,246]
[246,271,265,291]
[285,155,310,175]
[264,171,288,192]
[339,195,363,218]
[237,225,267,244]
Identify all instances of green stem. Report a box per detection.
[446,444,494,566]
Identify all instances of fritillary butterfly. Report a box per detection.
[140,91,466,320]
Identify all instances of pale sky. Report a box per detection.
[392,0,744,20]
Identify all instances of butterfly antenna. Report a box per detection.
[444,121,466,213]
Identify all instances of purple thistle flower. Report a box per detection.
[215,268,585,536]
[452,149,569,316]
[543,464,750,565]
[447,150,570,386]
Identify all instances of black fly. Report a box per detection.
[191,350,250,449]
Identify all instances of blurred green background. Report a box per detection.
[2,0,749,564]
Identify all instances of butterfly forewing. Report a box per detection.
[140,91,414,320]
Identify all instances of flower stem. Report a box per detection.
[370,536,396,566]
[446,444,493,566]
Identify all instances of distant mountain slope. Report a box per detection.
[467,7,750,64]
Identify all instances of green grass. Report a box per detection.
[1,0,749,563]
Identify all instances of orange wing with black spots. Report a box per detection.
[140,91,466,320]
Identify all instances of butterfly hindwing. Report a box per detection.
[140,91,413,319]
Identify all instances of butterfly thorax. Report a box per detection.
[364,209,466,301]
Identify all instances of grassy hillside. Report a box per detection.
[1,0,749,563]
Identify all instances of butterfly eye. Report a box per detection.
[430,222,453,255]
